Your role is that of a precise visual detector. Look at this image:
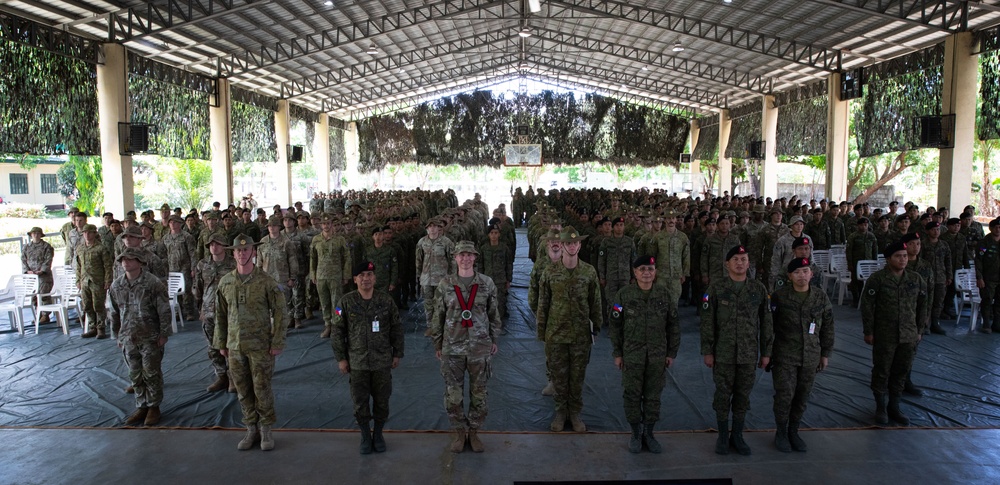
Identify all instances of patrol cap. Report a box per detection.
[267,216,283,226]
[205,233,229,248]
[352,260,376,277]
[184,213,197,220]
[226,234,261,249]
[559,226,588,243]
[925,221,940,230]
[123,226,143,238]
[946,218,961,226]
[116,247,148,264]
[297,212,310,219]
[725,245,748,261]
[283,212,297,222]
[82,224,98,233]
[205,212,220,221]
[739,211,750,218]
[752,204,766,213]
[426,218,444,228]
[454,240,479,255]
[632,255,656,268]
[792,237,810,249]
[900,233,920,244]
[139,221,155,230]
[787,257,811,273]
[884,241,908,258]
[26,227,44,236]
[788,215,805,226]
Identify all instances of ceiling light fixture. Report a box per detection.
[519,26,533,38]
[528,0,542,13]
[366,44,378,55]
[672,42,684,52]
[324,0,333,6]
[641,65,649,71]
[722,0,732,3]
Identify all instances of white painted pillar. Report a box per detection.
[274,99,292,206]
[344,121,361,189]
[761,95,779,199]
[96,43,134,215]
[718,109,732,196]
[826,72,850,202]
[689,118,701,176]
[209,78,234,206]
[938,31,977,212]
[314,115,331,194]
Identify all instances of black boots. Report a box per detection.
[373,420,386,453]
[903,373,924,397]
[788,421,807,452]
[715,420,729,455]
[628,423,642,454]
[642,422,662,454]
[359,422,373,454]
[887,394,910,425]
[874,392,888,424]
[729,419,751,455]
[774,420,791,452]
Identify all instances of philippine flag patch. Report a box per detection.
[335,307,343,316]
[612,304,623,313]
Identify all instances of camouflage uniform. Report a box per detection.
[804,219,831,250]
[284,227,311,321]
[599,236,637,321]
[332,289,403,425]
[214,265,288,427]
[194,247,236,378]
[537,260,603,417]
[258,229,300,324]
[610,283,680,425]
[75,238,113,333]
[162,227,198,318]
[431,272,502,431]
[365,244,399,295]
[974,235,1000,331]
[477,242,513,320]
[21,238,55,300]
[861,268,928,395]
[846,230,879,300]
[769,234,813,291]
[109,263,172,410]
[415,233,455,325]
[824,215,847,245]
[64,226,83,266]
[769,285,834,425]
[750,223,788,285]
[652,229,690,301]
[700,277,774,422]
[701,233,742,285]
[310,231,352,332]
[920,238,952,330]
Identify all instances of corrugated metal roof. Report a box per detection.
[2,0,998,119]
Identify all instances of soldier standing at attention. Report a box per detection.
[920,222,952,335]
[109,248,172,426]
[769,257,834,453]
[975,218,1000,333]
[214,235,288,451]
[846,218,879,303]
[196,212,223,262]
[311,214,352,338]
[162,215,198,320]
[283,213,310,328]
[599,217,637,326]
[430,241,501,453]
[332,261,403,455]
[194,233,237,393]
[862,241,927,426]
[537,226,603,433]
[610,255,680,454]
[701,245,773,456]
[22,227,54,324]
[477,224,513,321]
[701,216,742,288]
[416,218,455,332]
[76,224,113,339]
[652,213,690,304]
[259,216,299,330]
[365,227,400,306]
[530,230,562,396]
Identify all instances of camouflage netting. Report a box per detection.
[725,100,763,159]
[776,95,828,157]
[979,48,1000,141]
[692,114,719,161]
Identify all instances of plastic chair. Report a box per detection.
[812,250,830,291]
[35,266,83,335]
[0,274,40,335]
[167,272,186,334]
[828,253,851,305]
[876,254,886,269]
[855,260,881,308]
[954,269,981,331]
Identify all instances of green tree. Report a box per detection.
[161,158,213,210]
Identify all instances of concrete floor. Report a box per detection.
[2,426,998,484]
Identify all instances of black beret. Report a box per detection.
[352,261,376,277]
[884,241,908,258]
[991,218,1000,228]
[725,245,748,261]
[925,221,940,230]
[612,217,625,225]
[900,233,920,244]
[894,214,909,223]
[856,217,869,225]
[632,255,656,268]
[792,237,810,249]
[947,218,960,225]
[787,257,811,273]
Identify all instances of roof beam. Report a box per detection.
[102,0,271,42]
[804,0,964,32]
[547,0,842,72]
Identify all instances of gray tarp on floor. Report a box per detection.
[1,229,999,431]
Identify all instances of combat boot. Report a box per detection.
[238,424,259,451]
[96,327,109,339]
[992,315,1000,333]
[903,373,923,397]
[124,407,148,426]
[788,421,807,452]
[628,423,642,453]
[774,420,791,452]
[468,429,484,453]
[550,412,566,432]
[372,420,386,453]
[729,420,752,456]
[320,327,331,338]
[359,422,374,455]
[714,420,729,455]
[929,320,946,335]
[38,313,50,324]
[260,425,275,451]
[541,381,555,396]
[125,385,134,394]
[887,395,910,425]
[81,328,98,338]
[143,406,161,426]
[569,414,586,432]
[206,374,228,392]
[227,371,237,393]
[642,422,662,454]
[449,428,466,453]
[981,316,993,334]
[874,392,889,425]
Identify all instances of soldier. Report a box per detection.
[162,215,198,320]
[769,257,835,453]
[610,255,680,454]
[599,217,637,325]
[652,213,690,304]
[21,227,54,324]
[240,208,262,242]
[750,209,788,286]
[477,224,513,321]
[529,230,562,396]
[941,217,969,319]
[194,233,237,393]
[332,261,404,455]
[537,226,603,433]
[920,222,952,335]
[430,241,502,453]
[108,248,172,426]
[415,218,455,333]
[196,212,224,262]
[365,227,400,304]
[701,217,742,288]
[846,218,879,303]
[76,224,113,339]
[283,213,310,327]
[214,234,288,451]
[258,216,299,329]
[311,214,352,338]
[769,216,813,291]
[64,210,87,266]
[804,209,831,250]
[701,245,773,456]
[825,205,847,245]
[975,219,1000,334]
[901,233,932,395]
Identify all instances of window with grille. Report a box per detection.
[40,174,58,194]
[9,173,28,195]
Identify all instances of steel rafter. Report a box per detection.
[104,0,271,42]
[804,0,968,32]
[0,12,103,64]
[211,0,514,78]
[280,27,518,99]
[336,75,514,120]
[531,27,773,94]
[546,0,842,72]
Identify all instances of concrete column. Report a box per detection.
[938,31,977,212]
[314,115,331,194]
[344,122,361,189]
[718,109,732,196]
[826,72,850,202]
[274,99,292,206]
[209,78,234,206]
[761,95,778,199]
[689,119,701,190]
[96,43,134,215]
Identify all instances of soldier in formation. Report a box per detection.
[21,227,54,324]
[76,224,113,339]
[194,233,237,393]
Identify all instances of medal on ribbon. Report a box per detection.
[454,284,479,328]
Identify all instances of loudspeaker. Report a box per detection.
[840,68,864,100]
[517,125,530,136]
[916,115,955,149]
[118,122,153,155]
[289,145,305,162]
[679,153,692,164]
[746,140,765,159]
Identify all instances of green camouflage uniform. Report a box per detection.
[920,238,952,329]
[975,236,1000,330]
[610,283,680,425]
[599,236,637,322]
[415,234,455,325]
[332,289,403,425]
[109,267,171,409]
[769,286,835,424]
[769,234,813,291]
[431,272,502,431]
[652,229,690,301]
[162,230,198,317]
[284,228,311,320]
[804,220,831,250]
[846,230,878,300]
[750,223,788,285]
[861,268,928,395]
[700,277,774,422]
[259,232,300,323]
[528,255,555,312]
[194,252,236,377]
[701,232,742,285]
[214,266,288,427]
[824,215,847,245]
[311,233,352,332]
[21,239,54,296]
[477,242,513,320]
[75,241,113,332]
[365,244,399,294]
[537,261,603,416]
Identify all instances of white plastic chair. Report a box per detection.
[876,254,886,269]
[35,266,83,335]
[0,274,40,335]
[167,272,185,334]
[855,260,882,308]
[954,269,981,331]
[828,253,852,305]
[812,250,830,291]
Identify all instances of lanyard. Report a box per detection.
[453,284,479,328]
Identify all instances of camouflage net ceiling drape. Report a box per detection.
[231,87,277,163]
[128,75,210,160]
[775,93,828,157]
[356,91,690,173]
[725,100,763,159]
[330,125,346,171]
[692,114,719,162]
[980,48,1000,141]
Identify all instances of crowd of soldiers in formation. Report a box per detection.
[18,185,1000,456]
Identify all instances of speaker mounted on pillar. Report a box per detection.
[679,153,692,164]
[288,145,305,162]
[840,68,865,100]
[914,114,955,149]
[117,122,155,155]
[745,141,765,160]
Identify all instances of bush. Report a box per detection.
[0,202,46,218]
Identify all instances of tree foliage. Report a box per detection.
[157,157,213,210]
[56,155,103,215]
